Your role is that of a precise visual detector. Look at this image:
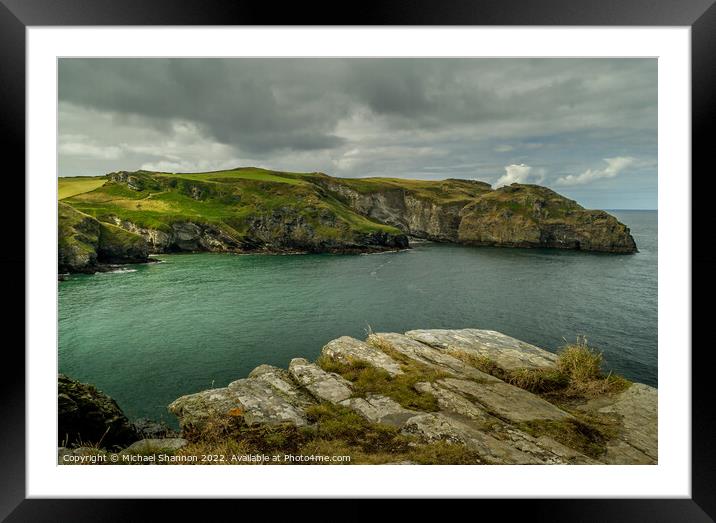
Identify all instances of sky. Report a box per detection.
[58,58,657,209]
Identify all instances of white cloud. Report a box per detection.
[494,163,544,188]
[555,157,636,186]
[59,141,123,160]
[139,158,246,173]
[494,144,514,153]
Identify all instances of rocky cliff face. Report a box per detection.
[457,185,637,253]
[320,179,637,253]
[167,328,657,465]
[58,202,150,273]
[318,180,467,241]
[106,217,241,253]
[107,213,408,255]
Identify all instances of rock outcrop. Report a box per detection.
[58,375,192,463]
[58,374,139,450]
[167,329,657,464]
[58,202,150,273]
[320,178,637,253]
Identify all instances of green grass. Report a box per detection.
[317,340,449,412]
[168,402,481,465]
[518,417,611,460]
[58,176,107,200]
[58,202,99,263]
[63,169,403,240]
[157,167,313,186]
[450,337,632,402]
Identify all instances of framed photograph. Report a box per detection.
[3,0,713,519]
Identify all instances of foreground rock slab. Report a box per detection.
[160,328,657,465]
[406,328,558,370]
[369,332,500,382]
[168,365,311,432]
[322,336,403,376]
[288,358,353,403]
[438,378,572,423]
[340,394,418,426]
[578,382,658,464]
[226,378,308,427]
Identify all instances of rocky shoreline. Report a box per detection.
[58,170,638,274]
[58,328,657,465]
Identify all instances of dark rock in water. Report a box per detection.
[132,417,177,439]
[58,374,139,450]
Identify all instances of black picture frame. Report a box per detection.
[2,0,713,519]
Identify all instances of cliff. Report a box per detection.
[58,329,657,465]
[58,202,150,273]
[318,177,637,253]
[58,167,637,272]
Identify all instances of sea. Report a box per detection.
[58,210,657,424]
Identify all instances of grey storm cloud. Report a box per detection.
[58,58,657,209]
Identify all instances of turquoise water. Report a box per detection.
[58,210,657,424]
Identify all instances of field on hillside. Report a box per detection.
[161,167,316,186]
[62,169,402,235]
[58,176,107,200]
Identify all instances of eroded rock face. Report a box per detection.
[164,328,656,465]
[320,181,472,242]
[107,217,242,254]
[58,374,139,450]
[321,179,637,253]
[58,202,149,273]
[456,185,638,253]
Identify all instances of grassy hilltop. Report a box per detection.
[61,168,401,237]
[59,167,485,236]
[58,167,637,272]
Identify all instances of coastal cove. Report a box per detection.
[58,210,656,426]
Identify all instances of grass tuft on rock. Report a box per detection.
[518,418,609,460]
[451,336,631,402]
[552,337,632,400]
[518,405,623,460]
[317,351,445,412]
[506,367,569,393]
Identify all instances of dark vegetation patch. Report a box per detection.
[171,402,481,465]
